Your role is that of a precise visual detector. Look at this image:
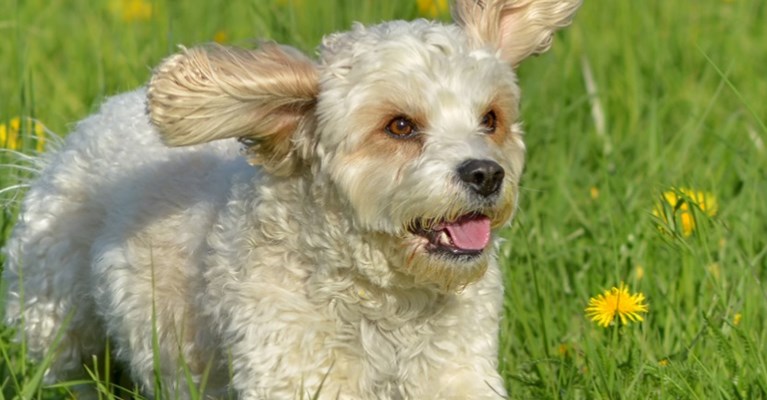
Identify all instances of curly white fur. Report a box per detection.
[3,1,580,398]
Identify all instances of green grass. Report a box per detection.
[2,0,766,398]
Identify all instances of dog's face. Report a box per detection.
[147,0,581,290]
[314,21,525,288]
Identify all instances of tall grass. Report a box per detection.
[2,0,766,398]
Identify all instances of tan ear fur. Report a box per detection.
[452,0,581,67]
[147,43,319,175]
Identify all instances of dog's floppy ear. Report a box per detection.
[148,43,319,176]
[452,0,581,67]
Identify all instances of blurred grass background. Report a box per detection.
[2,0,766,398]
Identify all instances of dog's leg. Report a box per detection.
[3,159,108,385]
[90,232,210,398]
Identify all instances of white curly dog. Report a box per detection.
[3,1,580,398]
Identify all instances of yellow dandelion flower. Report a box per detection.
[417,0,448,18]
[213,30,229,44]
[733,313,742,326]
[0,122,18,150]
[36,129,46,152]
[634,265,645,281]
[1,117,46,152]
[658,359,669,367]
[585,282,648,328]
[589,186,600,200]
[111,0,152,22]
[652,188,718,237]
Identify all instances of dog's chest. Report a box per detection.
[326,288,458,398]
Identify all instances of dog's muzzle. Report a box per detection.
[407,159,506,259]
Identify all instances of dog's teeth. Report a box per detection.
[437,231,452,246]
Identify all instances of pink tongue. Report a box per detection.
[443,215,492,251]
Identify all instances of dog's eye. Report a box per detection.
[480,110,497,134]
[385,116,418,138]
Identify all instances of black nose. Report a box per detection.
[457,159,505,197]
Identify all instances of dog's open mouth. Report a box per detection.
[410,213,491,257]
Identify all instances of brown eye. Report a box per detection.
[480,110,497,133]
[385,116,418,138]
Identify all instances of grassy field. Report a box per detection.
[2,0,766,398]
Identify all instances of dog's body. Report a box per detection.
[3,2,580,398]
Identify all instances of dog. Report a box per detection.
[3,1,580,398]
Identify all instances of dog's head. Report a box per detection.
[148,0,580,291]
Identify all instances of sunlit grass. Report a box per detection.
[2,0,766,398]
